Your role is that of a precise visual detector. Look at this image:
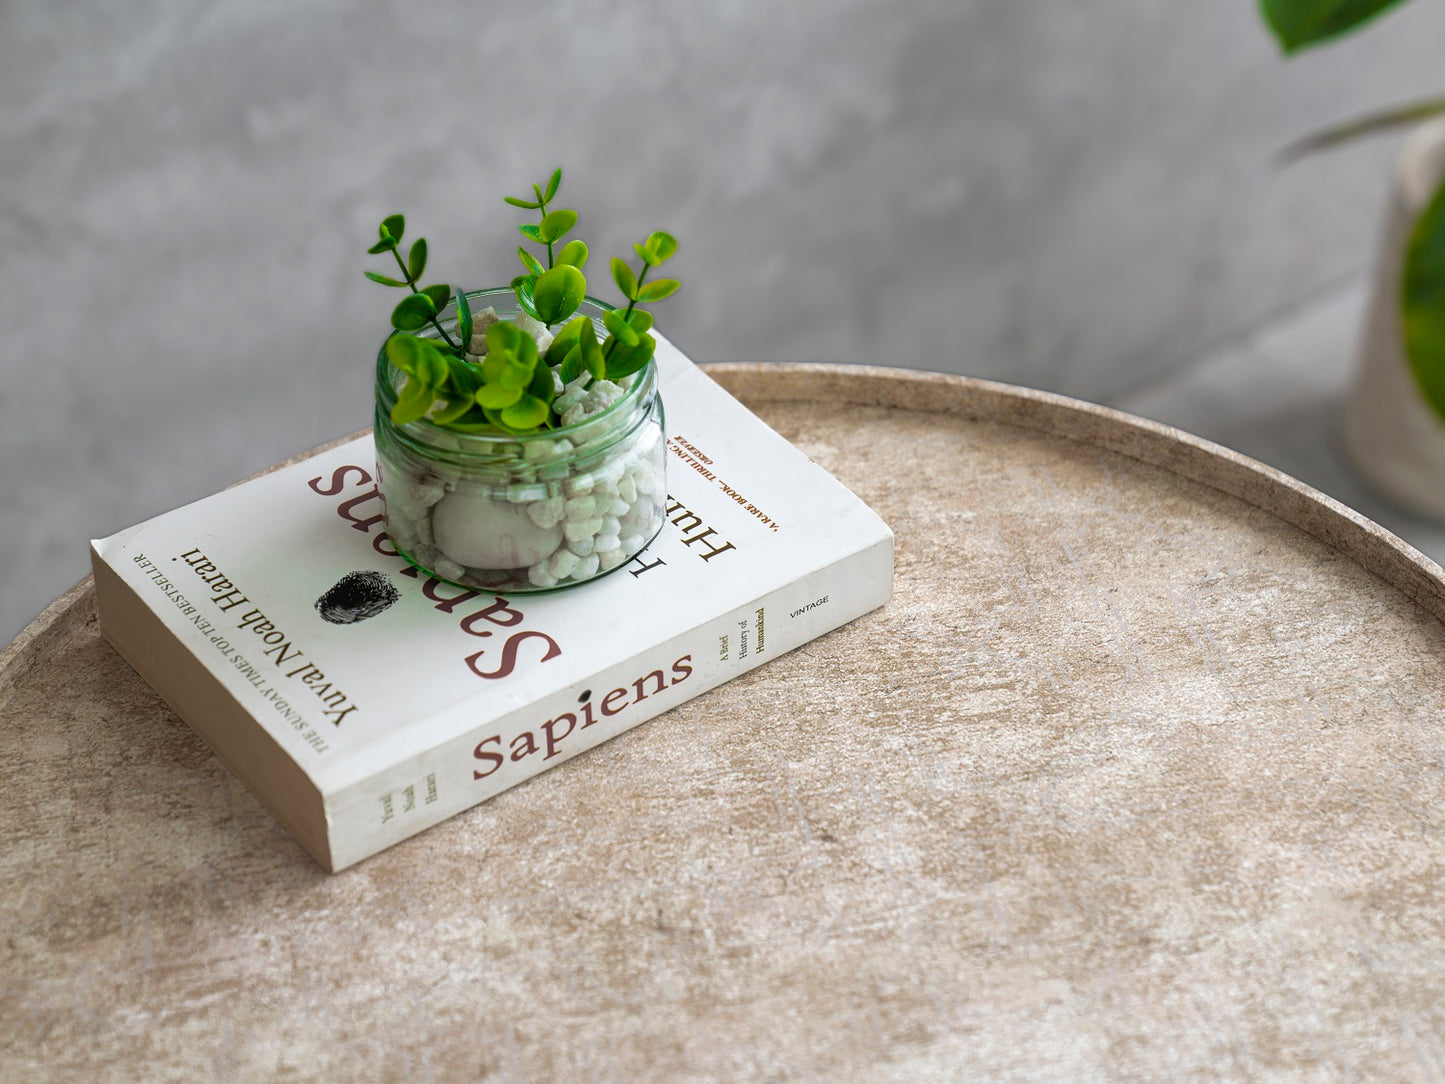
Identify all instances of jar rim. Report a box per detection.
[374,287,656,448]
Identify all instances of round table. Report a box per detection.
[4,364,1444,1079]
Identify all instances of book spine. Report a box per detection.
[322,534,894,870]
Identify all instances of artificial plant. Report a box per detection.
[366,168,679,434]
[1260,0,1445,421]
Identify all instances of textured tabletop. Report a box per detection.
[4,365,1445,1080]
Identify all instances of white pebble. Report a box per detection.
[597,548,626,572]
[511,311,549,343]
[564,517,603,543]
[594,534,620,555]
[432,555,466,581]
[618,476,637,503]
[564,496,597,520]
[572,553,600,580]
[406,478,446,507]
[468,308,499,351]
[606,496,629,517]
[595,458,627,486]
[388,518,417,552]
[637,463,663,497]
[591,379,623,401]
[568,535,595,557]
[526,497,564,529]
[546,548,580,579]
[527,564,558,589]
[600,515,621,538]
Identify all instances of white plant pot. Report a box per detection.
[1343,118,1445,519]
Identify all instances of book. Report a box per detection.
[90,337,894,871]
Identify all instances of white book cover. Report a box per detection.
[90,337,894,871]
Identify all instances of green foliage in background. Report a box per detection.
[1259,0,1411,51]
[1404,183,1445,418]
[1261,0,1445,423]
[365,169,680,435]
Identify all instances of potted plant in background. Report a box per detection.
[365,169,682,591]
[1261,0,1445,516]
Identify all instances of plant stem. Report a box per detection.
[535,193,555,269]
[603,263,650,361]
[390,247,461,352]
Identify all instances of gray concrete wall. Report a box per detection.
[4,0,1443,643]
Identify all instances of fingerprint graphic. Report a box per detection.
[315,571,400,625]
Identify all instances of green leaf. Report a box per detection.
[407,238,427,282]
[545,315,589,367]
[636,277,681,302]
[543,168,562,204]
[603,309,638,347]
[386,334,424,375]
[633,242,660,268]
[512,321,538,367]
[446,353,483,395]
[364,270,408,287]
[484,320,522,358]
[393,339,447,390]
[580,322,605,380]
[626,309,654,334]
[422,283,452,312]
[1259,0,1411,53]
[518,246,545,276]
[479,347,510,387]
[504,195,541,209]
[1402,177,1445,424]
[482,355,533,392]
[611,257,638,301]
[645,231,679,261]
[413,338,449,386]
[528,356,557,403]
[604,332,656,382]
[367,237,397,254]
[557,344,587,384]
[482,320,538,374]
[511,274,539,320]
[450,409,506,434]
[455,287,473,346]
[431,395,476,425]
[501,393,550,430]
[390,375,434,425]
[391,292,436,331]
[538,209,578,245]
[519,223,543,243]
[532,264,587,325]
[477,383,524,410]
[381,214,405,244]
[557,239,589,269]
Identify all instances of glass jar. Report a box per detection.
[374,288,667,592]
